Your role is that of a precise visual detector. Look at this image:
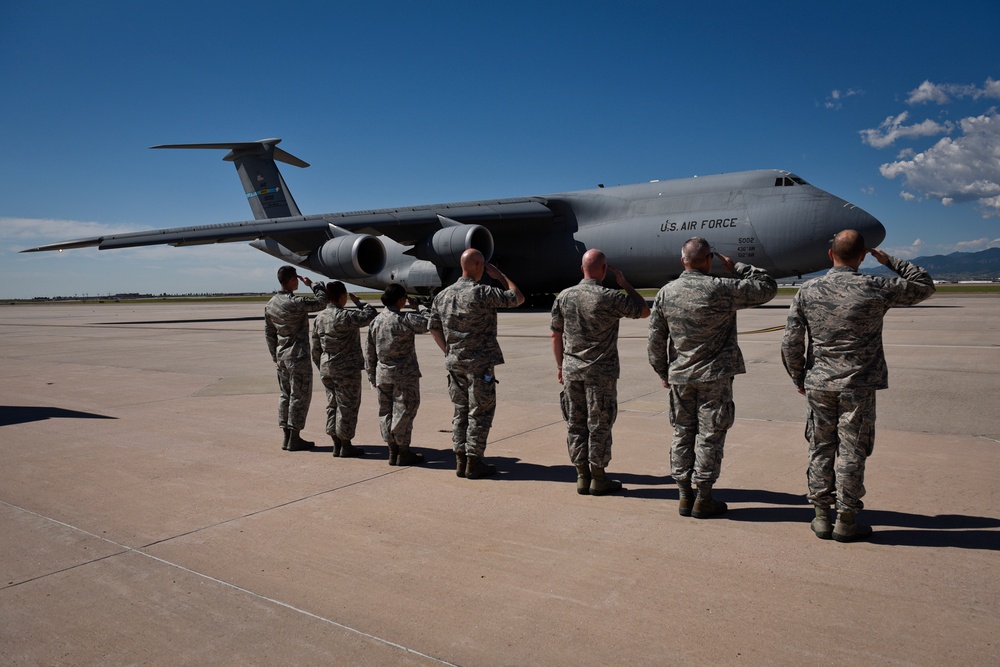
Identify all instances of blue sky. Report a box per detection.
[3,1,999,299]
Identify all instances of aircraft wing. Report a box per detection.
[21,197,554,255]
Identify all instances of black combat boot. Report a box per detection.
[455,451,468,478]
[589,465,623,495]
[388,440,399,466]
[691,483,727,518]
[331,435,343,457]
[281,428,291,451]
[465,455,496,479]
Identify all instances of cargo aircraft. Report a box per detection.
[22,138,886,302]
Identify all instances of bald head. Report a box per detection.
[460,248,486,280]
[581,248,607,280]
[830,229,866,267]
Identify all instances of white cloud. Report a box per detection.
[954,237,1000,251]
[885,238,924,259]
[860,111,953,148]
[906,78,1000,105]
[879,112,1000,217]
[823,88,863,110]
[899,191,916,201]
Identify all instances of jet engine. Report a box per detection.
[414,223,494,267]
[308,234,386,279]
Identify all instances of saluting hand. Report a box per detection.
[608,264,628,288]
[868,248,890,265]
[715,252,736,273]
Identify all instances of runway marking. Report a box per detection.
[0,495,459,666]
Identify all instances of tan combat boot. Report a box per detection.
[575,464,592,495]
[811,506,833,540]
[677,478,694,517]
[455,451,468,478]
[691,483,727,518]
[832,510,872,542]
[387,440,399,466]
[286,430,313,452]
[338,440,366,458]
[396,448,425,466]
[589,465,623,496]
[466,455,497,479]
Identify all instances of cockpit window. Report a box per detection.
[774,176,808,187]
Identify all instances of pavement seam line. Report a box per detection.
[0,498,460,666]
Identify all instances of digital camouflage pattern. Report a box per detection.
[782,255,934,514]
[446,369,496,457]
[367,306,431,448]
[429,276,519,456]
[668,377,734,484]
[781,256,935,391]
[551,278,645,381]
[365,306,430,386]
[264,285,328,430]
[562,376,618,467]
[648,262,775,486]
[310,301,377,441]
[428,276,520,374]
[805,388,875,512]
[311,302,377,379]
[648,263,777,384]
[551,278,645,468]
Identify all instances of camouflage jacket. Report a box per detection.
[310,302,377,377]
[428,276,521,373]
[648,263,777,384]
[264,286,328,362]
[551,278,646,381]
[366,306,430,386]
[781,256,935,391]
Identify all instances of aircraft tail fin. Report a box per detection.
[151,138,308,220]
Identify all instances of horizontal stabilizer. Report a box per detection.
[150,139,310,168]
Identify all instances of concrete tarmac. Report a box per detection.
[1,294,998,665]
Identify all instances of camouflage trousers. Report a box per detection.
[560,376,618,468]
[320,371,362,441]
[668,377,735,485]
[805,388,876,513]
[276,355,313,431]
[446,367,497,458]
[376,379,421,449]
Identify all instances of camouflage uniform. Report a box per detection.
[781,256,935,513]
[366,305,430,448]
[551,278,645,468]
[648,263,776,486]
[264,284,328,432]
[311,301,377,441]
[428,276,520,457]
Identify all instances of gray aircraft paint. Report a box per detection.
[22,139,885,295]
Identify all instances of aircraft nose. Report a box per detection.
[853,205,886,248]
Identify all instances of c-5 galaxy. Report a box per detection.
[23,138,886,301]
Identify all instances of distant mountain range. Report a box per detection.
[871,247,1000,281]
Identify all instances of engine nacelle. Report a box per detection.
[308,234,386,279]
[415,224,494,268]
